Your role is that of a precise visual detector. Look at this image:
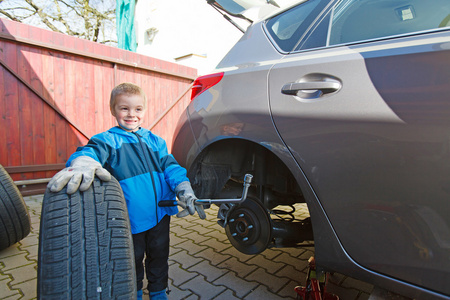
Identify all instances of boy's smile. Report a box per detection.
[112,94,146,132]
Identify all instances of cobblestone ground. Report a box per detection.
[0,195,374,300]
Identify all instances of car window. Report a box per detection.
[295,8,331,51]
[328,0,450,45]
[265,0,325,52]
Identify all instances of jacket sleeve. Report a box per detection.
[66,135,113,167]
[156,136,189,191]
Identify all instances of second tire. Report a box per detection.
[0,164,31,250]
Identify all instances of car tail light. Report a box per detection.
[191,72,224,101]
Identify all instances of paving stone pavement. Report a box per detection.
[0,195,374,300]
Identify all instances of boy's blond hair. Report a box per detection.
[110,83,147,113]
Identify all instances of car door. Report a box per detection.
[268,0,450,295]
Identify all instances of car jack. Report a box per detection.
[295,257,339,300]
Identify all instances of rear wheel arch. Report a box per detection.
[187,138,318,254]
[187,138,306,209]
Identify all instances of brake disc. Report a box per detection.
[225,197,272,255]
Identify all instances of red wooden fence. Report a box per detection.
[0,18,197,195]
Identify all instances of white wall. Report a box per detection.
[134,0,249,75]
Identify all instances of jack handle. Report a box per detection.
[158,174,253,207]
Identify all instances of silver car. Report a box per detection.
[172,0,450,299]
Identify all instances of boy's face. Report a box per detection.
[112,93,146,132]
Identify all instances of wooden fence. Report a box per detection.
[0,18,197,195]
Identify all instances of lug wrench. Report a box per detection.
[158,174,253,207]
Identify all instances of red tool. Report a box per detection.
[295,257,339,300]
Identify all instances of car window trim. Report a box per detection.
[293,0,336,52]
[287,26,450,57]
[262,0,335,54]
[326,27,450,48]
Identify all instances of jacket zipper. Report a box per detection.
[132,131,160,224]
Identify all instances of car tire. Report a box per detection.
[37,177,137,300]
[0,164,31,250]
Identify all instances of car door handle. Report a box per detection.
[281,81,341,96]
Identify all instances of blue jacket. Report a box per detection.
[67,126,186,234]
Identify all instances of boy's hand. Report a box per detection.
[175,181,206,219]
[48,156,111,194]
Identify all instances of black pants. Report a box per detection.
[132,215,170,292]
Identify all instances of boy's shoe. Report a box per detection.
[137,290,143,300]
[149,289,168,300]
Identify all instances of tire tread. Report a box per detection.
[38,177,136,299]
[0,164,31,250]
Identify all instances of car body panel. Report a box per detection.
[187,22,286,157]
[171,0,450,298]
[269,31,450,295]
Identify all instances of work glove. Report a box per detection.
[175,181,206,219]
[47,156,111,194]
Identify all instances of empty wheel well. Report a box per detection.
[187,139,305,209]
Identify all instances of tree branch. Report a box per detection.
[0,0,117,44]
[0,8,21,21]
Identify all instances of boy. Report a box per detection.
[48,82,205,300]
